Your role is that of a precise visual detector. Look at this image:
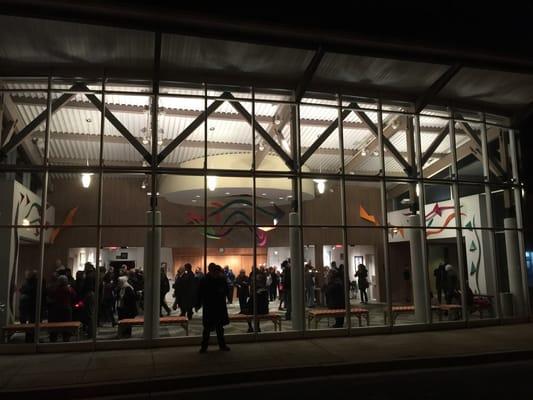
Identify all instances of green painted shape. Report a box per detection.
[470,262,477,275]
[464,221,473,231]
[469,241,477,252]
[427,218,434,227]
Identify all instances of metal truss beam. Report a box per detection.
[414,64,461,114]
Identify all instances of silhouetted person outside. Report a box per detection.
[281,260,291,320]
[197,263,230,353]
[19,270,38,342]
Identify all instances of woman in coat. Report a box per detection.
[48,275,76,342]
[234,269,250,314]
[196,263,230,352]
[355,264,369,304]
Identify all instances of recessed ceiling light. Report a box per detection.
[279,196,284,200]
[195,194,201,198]
[225,192,231,195]
[209,126,215,131]
[85,118,92,123]
[192,199,197,203]
[372,150,379,156]
[270,201,275,204]
[287,195,293,198]
[261,193,267,196]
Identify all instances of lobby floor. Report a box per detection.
[1,322,533,398]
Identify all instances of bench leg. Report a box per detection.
[184,323,189,336]
[357,315,362,327]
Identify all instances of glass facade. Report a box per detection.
[0,77,528,350]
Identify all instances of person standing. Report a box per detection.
[117,276,138,338]
[281,260,291,320]
[304,263,315,308]
[178,263,197,319]
[160,267,171,316]
[48,275,76,342]
[172,265,184,311]
[19,270,38,342]
[82,262,97,339]
[224,266,235,304]
[433,262,447,304]
[197,263,230,353]
[234,269,250,314]
[268,267,279,301]
[326,269,345,328]
[355,264,369,304]
[445,264,459,304]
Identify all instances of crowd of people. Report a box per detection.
[15,257,372,342]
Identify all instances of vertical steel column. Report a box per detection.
[338,95,351,331]
[92,77,106,346]
[448,108,468,322]
[378,100,393,329]
[203,85,208,275]
[34,75,52,348]
[150,31,162,341]
[251,88,258,335]
[413,113,431,324]
[480,113,502,318]
[509,129,529,316]
[290,99,304,333]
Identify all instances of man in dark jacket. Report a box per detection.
[434,262,447,304]
[196,263,230,353]
[160,267,171,316]
[326,269,345,328]
[281,260,291,321]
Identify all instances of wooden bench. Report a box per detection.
[307,308,370,329]
[472,295,494,318]
[435,304,463,321]
[228,313,282,331]
[384,305,464,324]
[1,321,82,343]
[117,316,189,337]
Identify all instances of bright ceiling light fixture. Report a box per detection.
[141,180,147,190]
[361,148,367,156]
[313,179,327,194]
[22,218,30,226]
[81,173,93,189]
[207,176,217,191]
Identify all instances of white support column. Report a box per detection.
[289,211,304,331]
[504,218,525,316]
[408,214,428,323]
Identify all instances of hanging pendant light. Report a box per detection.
[313,179,327,194]
[81,173,93,189]
[207,176,217,191]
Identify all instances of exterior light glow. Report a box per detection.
[207,176,217,191]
